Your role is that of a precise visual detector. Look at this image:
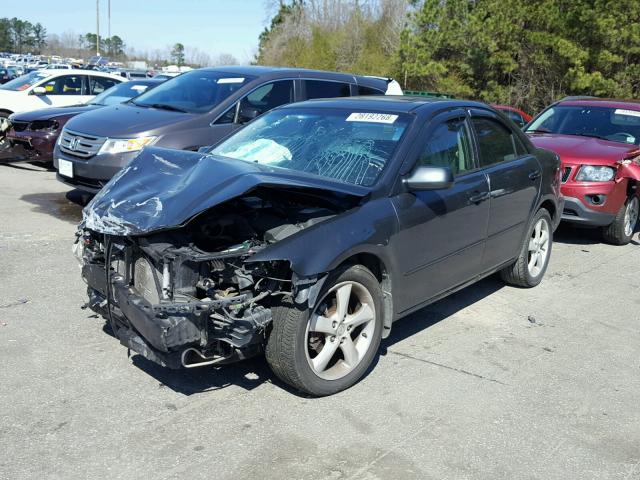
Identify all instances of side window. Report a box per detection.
[214,103,237,125]
[357,85,385,96]
[471,117,521,167]
[237,80,294,123]
[41,75,84,95]
[505,110,526,128]
[304,80,351,99]
[418,117,474,175]
[89,76,118,95]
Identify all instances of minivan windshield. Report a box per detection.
[526,105,640,145]
[211,108,410,187]
[0,70,51,91]
[89,81,157,106]
[130,70,254,114]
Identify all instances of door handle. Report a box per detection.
[529,170,541,180]
[468,191,490,204]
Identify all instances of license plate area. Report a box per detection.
[58,159,73,178]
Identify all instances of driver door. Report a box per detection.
[207,79,297,147]
[35,74,89,107]
[392,111,490,313]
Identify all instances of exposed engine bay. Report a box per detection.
[78,186,351,369]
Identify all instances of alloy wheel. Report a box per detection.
[624,196,639,237]
[528,218,550,277]
[305,281,376,381]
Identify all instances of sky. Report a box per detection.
[6,0,271,63]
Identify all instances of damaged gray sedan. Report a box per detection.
[77,97,562,396]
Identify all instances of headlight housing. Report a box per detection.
[575,165,615,182]
[98,136,157,155]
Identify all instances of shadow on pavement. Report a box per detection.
[131,354,299,396]
[20,189,92,224]
[381,275,504,352]
[120,276,505,398]
[553,223,605,245]
[554,221,639,246]
[0,159,54,171]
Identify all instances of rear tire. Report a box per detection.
[602,195,639,246]
[265,264,383,396]
[500,208,553,288]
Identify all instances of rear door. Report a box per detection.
[392,110,490,313]
[469,109,541,272]
[302,79,352,99]
[87,75,120,103]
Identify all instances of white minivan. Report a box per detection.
[0,69,124,121]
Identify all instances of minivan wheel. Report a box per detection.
[602,195,639,245]
[500,208,553,288]
[265,265,383,396]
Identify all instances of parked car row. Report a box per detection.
[1,65,637,396]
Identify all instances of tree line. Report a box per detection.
[0,17,47,54]
[257,0,640,113]
[0,16,237,68]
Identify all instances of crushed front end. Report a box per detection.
[76,188,340,369]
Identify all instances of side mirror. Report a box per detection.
[403,166,454,191]
[31,86,47,95]
[197,145,211,154]
[237,105,260,124]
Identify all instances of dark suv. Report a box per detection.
[77,97,562,396]
[54,66,393,193]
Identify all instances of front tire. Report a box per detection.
[500,208,553,287]
[602,195,639,245]
[265,264,383,396]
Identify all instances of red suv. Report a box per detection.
[526,98,640,244]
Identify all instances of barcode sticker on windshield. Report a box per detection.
[614,109,640,118]
[217,77,245,84]
[346,112,398,124]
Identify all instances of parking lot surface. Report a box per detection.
[1,162,639,480]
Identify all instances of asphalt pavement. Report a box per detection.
[1,161,639,480]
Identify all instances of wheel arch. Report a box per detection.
[335,252,394,339]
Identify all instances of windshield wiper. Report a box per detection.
[525,129,551,134]
[148,103,188,113]
[570,132,607,141]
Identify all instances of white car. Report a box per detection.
[0,69,125,120]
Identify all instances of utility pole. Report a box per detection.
[96,0,100,56]
[108,0,111,39]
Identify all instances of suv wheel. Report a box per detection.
[500,208,553,288]
[265,265,383,396]
[602,195,639,245]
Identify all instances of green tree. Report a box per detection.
[170,42,185,66]
[0,18,11,51]
[32,23,47,53]
[104,35,125,57]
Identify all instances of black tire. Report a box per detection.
[602,195,639,246]
[265,264,383,396]
[500,208,553,288]
[0,112,10,149]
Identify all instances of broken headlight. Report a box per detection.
[30,120,59,132]
[98,136,157,155]
[575,165,615,182]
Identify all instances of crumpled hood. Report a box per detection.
[63,103,193,137]
[11,104,99,122]
[529,133,639,165]
[83,147,369,236]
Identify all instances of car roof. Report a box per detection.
[196,65,389,87]
[30,69,123,79]
[279,95,490,114]
[556,98,640,110]
[127,78,164,86]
